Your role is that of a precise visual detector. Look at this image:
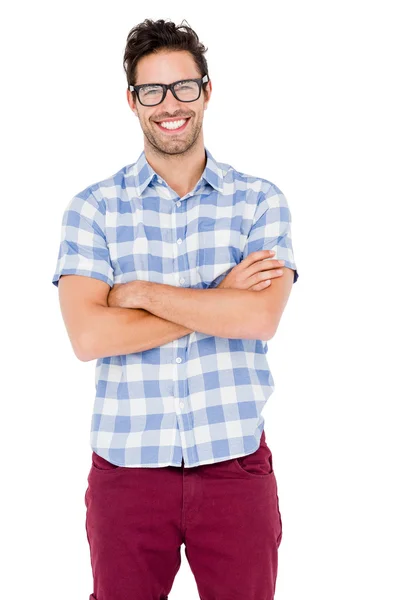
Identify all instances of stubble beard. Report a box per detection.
[141,113,203,157]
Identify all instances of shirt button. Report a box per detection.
[176,201,181,207]
[176,357,182,363]
[177,238,182,244]
[179,277,185,284]
[179,402,184,409]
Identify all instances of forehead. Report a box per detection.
[135,50,200,84]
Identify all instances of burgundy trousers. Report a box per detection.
[84,429,283,600]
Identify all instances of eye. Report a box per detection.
[175,80,195,88]
[142,86,162,96]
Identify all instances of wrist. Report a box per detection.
[132,280,150,310]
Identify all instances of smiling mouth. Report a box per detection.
[155,117,191,133]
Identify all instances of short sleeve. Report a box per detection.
[51,188,114,288]
[241,184,299,283]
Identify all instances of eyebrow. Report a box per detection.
[137,78,197,87]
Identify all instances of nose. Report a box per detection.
[160,87,183,111]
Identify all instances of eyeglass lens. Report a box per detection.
[139,80,200,105]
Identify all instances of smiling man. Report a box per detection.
[52,17,299,600]
[128,50,208,200]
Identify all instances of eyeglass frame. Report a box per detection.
[128,74,209,106]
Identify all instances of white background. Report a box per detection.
[1,1,399,599]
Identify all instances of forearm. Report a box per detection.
[80,306,193,362]
[140,282,266,339]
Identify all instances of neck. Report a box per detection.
[143,137,207,197]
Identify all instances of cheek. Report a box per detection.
[191,112,203,128]
[136,109,151,124]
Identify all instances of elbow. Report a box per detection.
[259,327,275,342]
[76,351,93,363]
[74,345,92,363]
[74,331,96,362]
[248,322,274,341]
[265,327,276,341]
[259,317,278,341]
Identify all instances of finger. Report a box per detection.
[239,249,275,268]
[250,279,272,291]
[248,268,283,289]
[245,258,284,280]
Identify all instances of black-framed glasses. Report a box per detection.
[129,74,209,106]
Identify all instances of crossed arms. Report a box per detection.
[58,268,294,362]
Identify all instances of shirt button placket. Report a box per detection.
[173,199,188,430]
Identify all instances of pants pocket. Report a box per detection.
[91,451,121,472]
[234,430,275,478]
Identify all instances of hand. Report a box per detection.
[217,250,284,291]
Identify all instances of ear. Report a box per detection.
[204,79,212,110]
[126,88,138,116]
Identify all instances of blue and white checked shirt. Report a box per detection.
[52,146,299,468]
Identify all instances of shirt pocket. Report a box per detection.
[196,218,242,288]
[109,219,169,284]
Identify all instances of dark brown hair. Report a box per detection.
[123,18,209,101]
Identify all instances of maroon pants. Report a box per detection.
[84,429,283,599]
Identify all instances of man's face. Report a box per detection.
[127,50,211,156]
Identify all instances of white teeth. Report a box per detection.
[159,119,187,130]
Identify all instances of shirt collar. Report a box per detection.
[125,146,225,198]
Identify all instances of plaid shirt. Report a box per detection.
[52,147,299,468]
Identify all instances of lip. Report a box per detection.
[155,117,191,134]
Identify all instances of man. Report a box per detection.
[52,17,299,600]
